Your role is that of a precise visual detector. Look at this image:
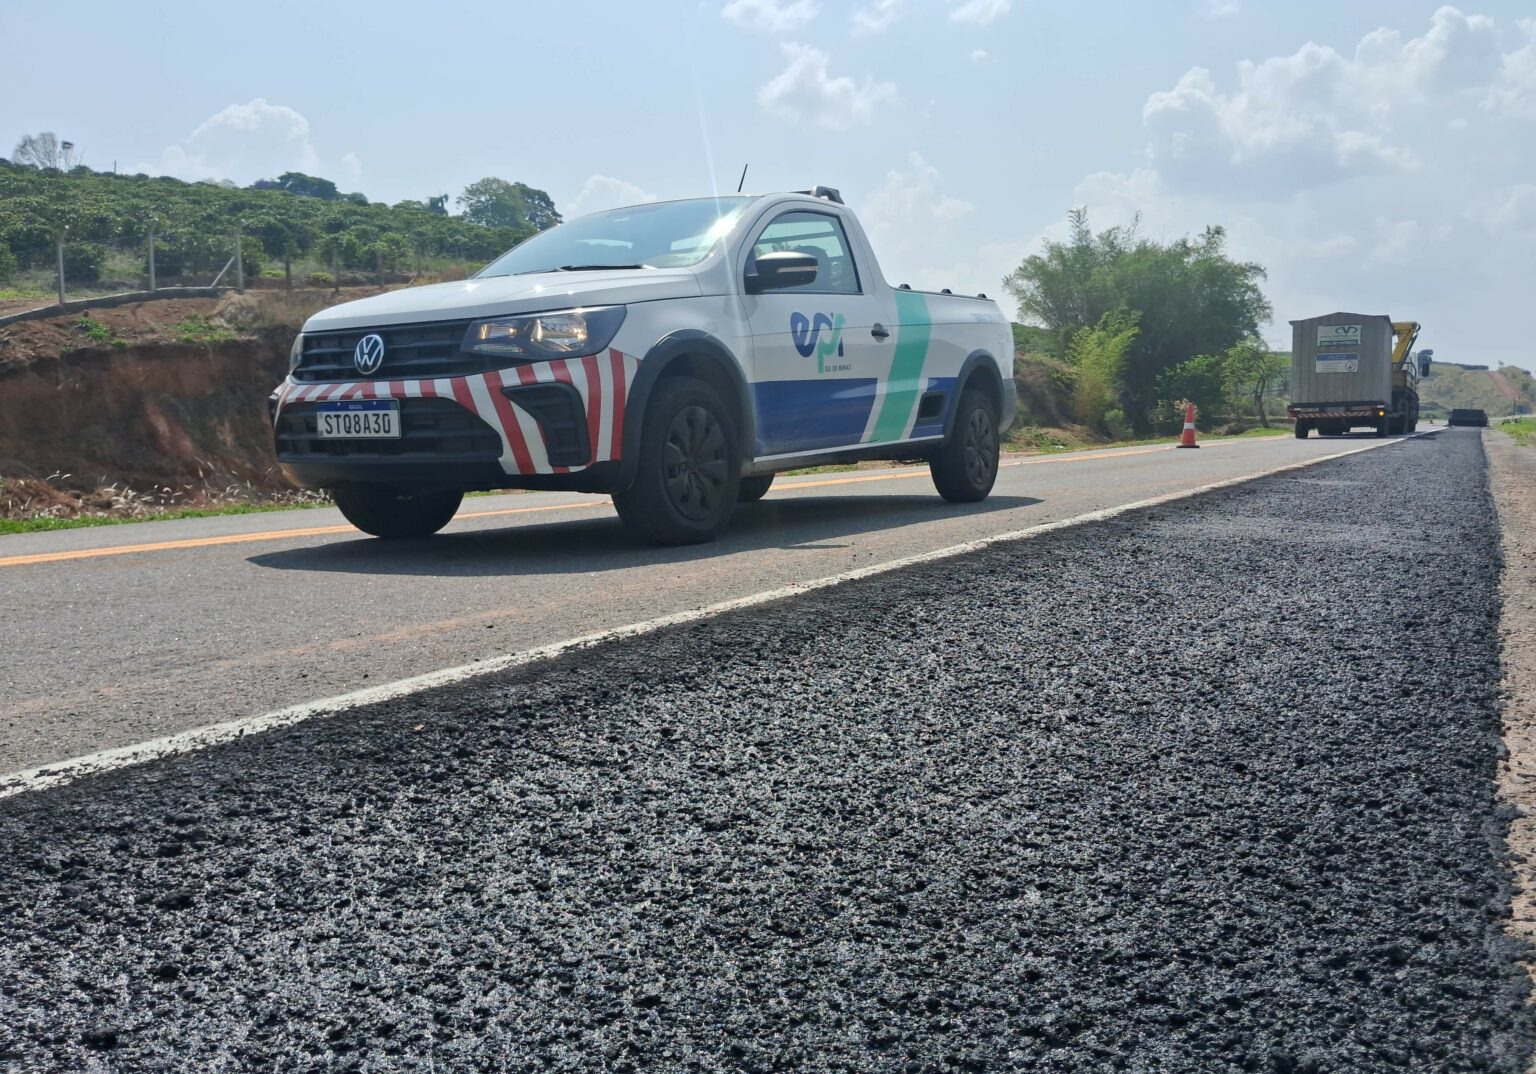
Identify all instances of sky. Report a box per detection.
[2,0,1533,370]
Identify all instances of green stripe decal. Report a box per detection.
[871,290,932,443]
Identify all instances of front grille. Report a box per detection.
[275,398,503,459]
[294,320,484,381]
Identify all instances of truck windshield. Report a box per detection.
[476,197,753,278]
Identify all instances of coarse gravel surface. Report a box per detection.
[0,429,1527,1073]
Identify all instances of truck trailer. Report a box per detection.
[1289,313,1431,438]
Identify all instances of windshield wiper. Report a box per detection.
[512,263,646,275]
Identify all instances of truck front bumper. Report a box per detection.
[273,351,638,490]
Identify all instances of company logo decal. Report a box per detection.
[353,333,386,375]
[790,312,846,373]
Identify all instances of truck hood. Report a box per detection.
[302,269,703,332]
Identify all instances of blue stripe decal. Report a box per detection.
[753,379,878,455]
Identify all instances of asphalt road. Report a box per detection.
[0,431,1430,777]
[1,428,1527,1072]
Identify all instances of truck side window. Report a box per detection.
[749,210,861,294]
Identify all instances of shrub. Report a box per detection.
[305,271,334,287]
[62,242,104,285]
[0,243,16,284]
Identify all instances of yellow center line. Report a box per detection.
[0,501,611,569]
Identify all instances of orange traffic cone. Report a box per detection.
[1177,403,1200,448]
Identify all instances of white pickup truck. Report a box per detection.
[272,187,1016,544]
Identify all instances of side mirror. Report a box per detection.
[1419,356,1432,378]
[746,250,818,294]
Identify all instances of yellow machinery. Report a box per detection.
[1391,321,1421,393]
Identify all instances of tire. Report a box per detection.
[738,474,774,502]
[332,484,463,539]
[1294,423,1310,439]
[1376,420,1389,438]
[612,376,740,545]
[930,390,999,503]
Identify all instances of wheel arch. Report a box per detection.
[616,330,755,491]
[944,350,1014,441]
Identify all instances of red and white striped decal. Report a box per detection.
[276,351,639,477]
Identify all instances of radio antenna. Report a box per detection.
[736,164,749,193]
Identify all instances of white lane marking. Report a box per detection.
[0,435,1423,800]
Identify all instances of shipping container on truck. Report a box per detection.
[1288,312,1429,438]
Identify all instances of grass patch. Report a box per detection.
[0,499,330,535]
[72,315,127,348]
[172,314,239,345]
[1502,418,1536,447]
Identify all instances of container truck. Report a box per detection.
[1289,313,1431,438]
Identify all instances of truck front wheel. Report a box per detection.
[738,475,775,502]
[930,390,1000,503]
[332,484,463,539]
[613,376,741,545]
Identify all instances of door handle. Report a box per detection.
[871,323,890,340]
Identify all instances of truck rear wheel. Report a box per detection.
[1294,423,1310,439]
[612,376,741,545]
[930,390,999,503]
[332,484,463,539]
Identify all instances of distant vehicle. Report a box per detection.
[1289,314,1429,438]
[270,188,1015,545]
[1447,408,1489,427]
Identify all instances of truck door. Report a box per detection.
[741,209,890,457]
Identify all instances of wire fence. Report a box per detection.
[2,228,483,309]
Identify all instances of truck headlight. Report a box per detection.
[289,334,304,372]
[463,306,626,361]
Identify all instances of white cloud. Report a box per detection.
[1477,185,1536,233]
[139,98,360,188]
[721,0,818,33]
[566,175,658,217]
[861,152,983,291]
[1141,8,1518,196]
[947,0,1009,26]
[757,43,897,129]
[1206,0,1240,17]
[1487,18,1536,118]
[1054,8,1536,368]
[970,49,991,65]
[851,0,902,35]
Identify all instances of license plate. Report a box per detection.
[316,399,400,439]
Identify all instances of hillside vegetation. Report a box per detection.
[1420,363,1536,417]
[0,158,556,291]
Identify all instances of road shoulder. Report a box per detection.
[1490,430,1536,1005]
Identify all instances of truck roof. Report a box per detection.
[1288,312,1394,326]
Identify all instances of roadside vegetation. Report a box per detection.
[1005,212,1287,441]
[1502,418,1536,447]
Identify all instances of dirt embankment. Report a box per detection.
[0,290,373,518]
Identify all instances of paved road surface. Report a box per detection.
[1,431,1416,775]
[3,428,1527,1072]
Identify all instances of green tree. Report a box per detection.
[1066,312,1138,433]
[274,172,340,200]
[457,177,561,231]
[1155,353,1229,428]
[1004,211,1271,433]
[1223,340,1289,427]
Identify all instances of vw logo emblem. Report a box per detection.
[353,333,385,375]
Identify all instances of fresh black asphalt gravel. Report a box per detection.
[0,429,1527,1073]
